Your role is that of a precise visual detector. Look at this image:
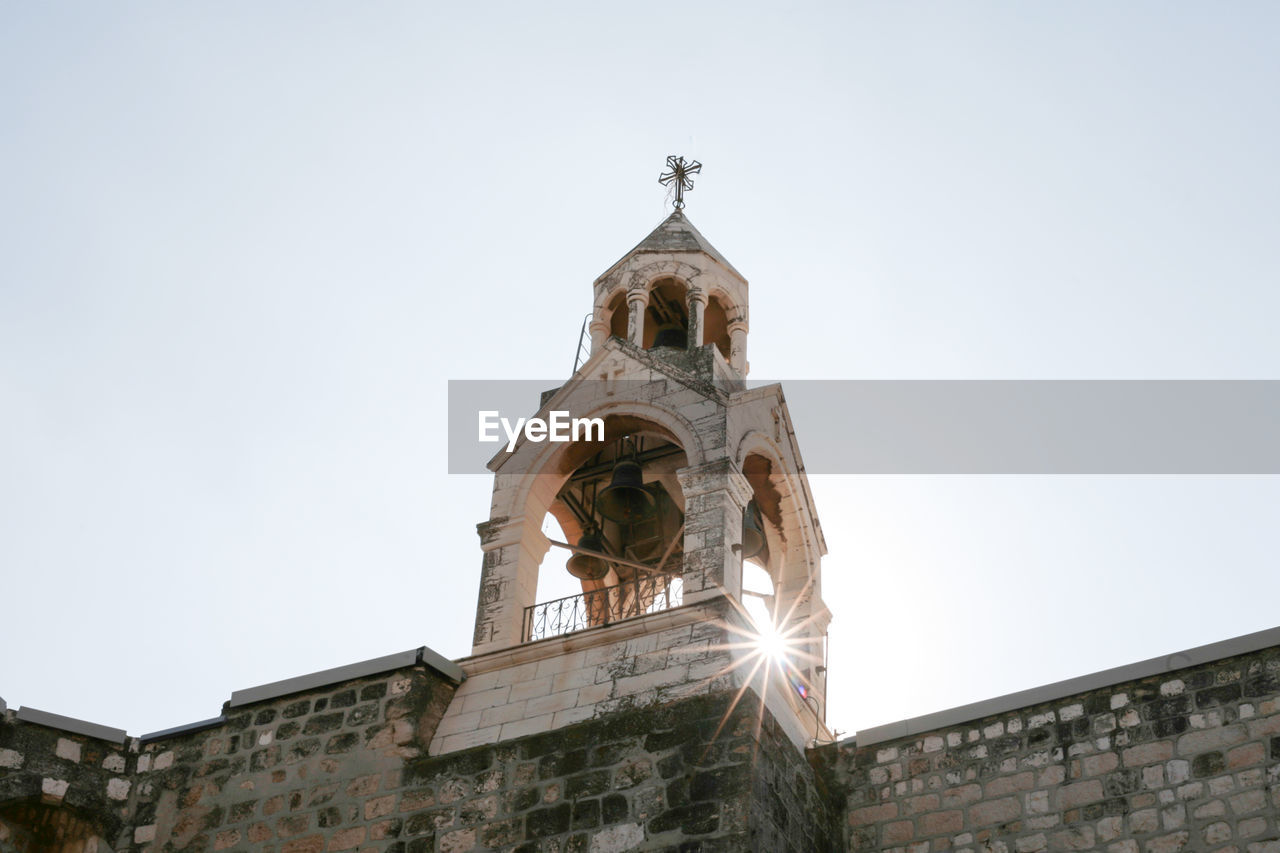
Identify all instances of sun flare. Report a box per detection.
[752,617,788,663]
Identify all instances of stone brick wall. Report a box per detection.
[0,660,458,852]
[434,603,736,756]
[9,633,1279,851]
[0,714,131,850]
[400,688,833,852]
[828,645,1280,853]
[2,663,834,851]
[130,665,454,851]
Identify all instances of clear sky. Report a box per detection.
[2,2,1278,739]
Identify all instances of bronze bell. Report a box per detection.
[741,499,767,561]
[567,530,610,581]
[652,324,688,349]
[597,458,656,522]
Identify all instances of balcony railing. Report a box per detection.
[522,574,684,642]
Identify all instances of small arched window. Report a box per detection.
[703,295,732,359]
[643,278,689,350]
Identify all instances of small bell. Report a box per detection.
[741,499,767,561]
[566,529,610,581]
[597,458,656,522]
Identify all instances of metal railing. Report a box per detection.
[522,574,684,642]
[572,312,593,374]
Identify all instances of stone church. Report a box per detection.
[3,170,1279,852]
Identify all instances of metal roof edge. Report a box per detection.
[15,706,128,745]
[854,625,1280,748]
[228,646,464,708]
[139,716,227,743]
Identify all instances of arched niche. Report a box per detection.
[742,451,786,579]
[642,277,689,350]
[741,436,827,671]
[703,293,733,359]
[605,291,627,341]
[740,444,827,725]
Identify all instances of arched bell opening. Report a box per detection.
[522,414,691,640]
[642,278,690,350]
[703,294,733,359]
[742,452,784,578]
[604,291,628,341]
[739,448,827,726]
[554,433,687,587]
[533,512,586,612]
[741,559,777,636]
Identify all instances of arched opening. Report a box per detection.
[535,513,584,609]
[525,418,689,641]
[0,799,113,853]
[742,560,777,635]
[642,278,689,350]
[739,447,826,721]
[605,291,627,341]
[744,452,784,566]
[703,294,732,359]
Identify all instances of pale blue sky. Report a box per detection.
[2,3,1278,736]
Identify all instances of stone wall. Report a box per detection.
[401,688,833,852]
[8,633,1280,852]
[433,602,737,756]
[0,709,131,851]
[0,657,459,852]
[1,660,834,851]
[827,644,1280,853]
[129,664,455,852]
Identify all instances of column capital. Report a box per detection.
[476,515,550,557]
[677,459,753,509]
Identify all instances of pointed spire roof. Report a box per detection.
[597,211,746,284]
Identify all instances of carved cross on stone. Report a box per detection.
[658,155,702,210]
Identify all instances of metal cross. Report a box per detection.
[658,155,702,210]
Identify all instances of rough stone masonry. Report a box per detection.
[3,630,1280,850]
[0,655,833,852]
[820,638,1280,853]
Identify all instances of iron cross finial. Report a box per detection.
[658,155,702,210]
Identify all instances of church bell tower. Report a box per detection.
[433,159,832,755]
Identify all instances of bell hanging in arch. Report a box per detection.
[741,499,767,561]
[597,458,656,522]
[567,529,610,581]
[652,323,688,349]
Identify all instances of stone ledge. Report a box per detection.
[852,624,1280,747]
[455,600,727,677]
[15,706,128,745]
[138,715,226,743]
[228,645,464,708]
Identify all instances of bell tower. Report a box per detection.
[434,161,831,755]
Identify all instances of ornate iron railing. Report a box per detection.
[522,574,684,642]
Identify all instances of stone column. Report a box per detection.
[626,291,648,347]
[687,290,708,351]
[589,317,610,354]
[728,322,748,374]
[677,459,753,605]
[471,514,551,655]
